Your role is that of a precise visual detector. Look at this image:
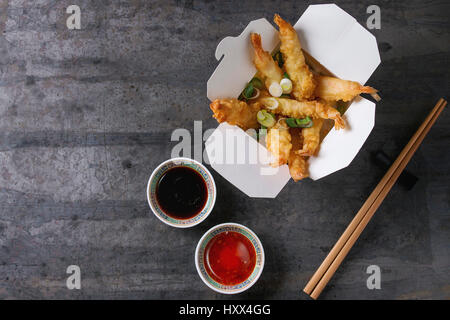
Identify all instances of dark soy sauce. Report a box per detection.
[155,166,208,219]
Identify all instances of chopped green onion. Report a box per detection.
[280,94,291,98]
[272,51,284,68]
[296,116,311,126]
[280,78,293,94]
[257,110,266,122]
[238,93,246,101]
[284,117,314,128]
[248,88,260,99]
[268,82,282,97]
[283,72,290,79]
[285,118,298,127]
[249,77,263,89]
[242,83,254,99]
[299,121,314,128]
[256,110,276,128]
[296,116,314,128]
[262,97,279,110]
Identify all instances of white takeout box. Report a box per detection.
[205,4,381,198]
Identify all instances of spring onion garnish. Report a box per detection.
[283,72,290,79]
[280,78,293,94]
[280,94,291,98]
[249,88,260,99]
[276,117,288,127]
[256,110,266,122]
[242,83,254,99]
[285,116,314,128]
[296,116,313,128]
[285,118,298,127]
[257,110,276,128]
[249,77,263,89]
[262,97,279,110]
[242,79,262,100]
[272,51,284,68]
[299,122,314,128]
[268,82,283,97]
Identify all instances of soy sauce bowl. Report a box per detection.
[147,157,216,228]
[195,223,265,294]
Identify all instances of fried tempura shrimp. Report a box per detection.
[315,75,378,102]
[274,14,316,100]
[250,33,284,90]
[297,118,324,156]
[259,97,345,130]
[210,98,261,130]
[266,118,292,167]
[288,152,309,181]
[288,128,308,181]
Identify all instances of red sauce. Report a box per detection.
[204,231,256,286]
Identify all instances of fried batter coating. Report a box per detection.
[266,118,292,167]
[297,118,324,156]
[259,97,345,130]
[315,75,378,102]
[210,98,261,130]
[288,127,308,181]
[288,152,309,181]
[274,14,316,100]
[250,33,284,89]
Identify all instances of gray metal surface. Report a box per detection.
[0,0,448,299]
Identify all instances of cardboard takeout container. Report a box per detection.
[205,4,381,198]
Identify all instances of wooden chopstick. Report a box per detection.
[304,98,446,295]
[304,98,447,299]
[309,98,447,299]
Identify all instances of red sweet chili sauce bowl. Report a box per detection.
[195,223,265,294]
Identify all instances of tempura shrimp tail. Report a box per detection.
[210,98,261,130]
[297,118,324,156]
[266,119,292,167]
[288,128,309,181]
[318,101,345,130]
[360,86,378,94]
[314,75,378,102]
[288,152,309,181]
[250,33,283,89]
[273,14,316,100]
[259,97,345,130]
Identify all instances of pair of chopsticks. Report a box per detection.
[304,98,447,299]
